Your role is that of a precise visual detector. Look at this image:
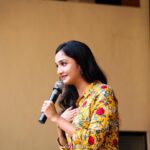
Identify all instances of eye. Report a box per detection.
[60,61,67,66]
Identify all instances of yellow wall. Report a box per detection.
[0,0,149,149]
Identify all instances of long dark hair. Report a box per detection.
[55,40,107,110]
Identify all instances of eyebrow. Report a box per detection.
[55,59,68,64]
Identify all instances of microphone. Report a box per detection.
[38,80,64,124]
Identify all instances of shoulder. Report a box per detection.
[93,81,114,95]
[93,82,118,105]
[91,81,117,103]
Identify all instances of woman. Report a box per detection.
[41,40,119,150]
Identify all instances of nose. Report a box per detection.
[57,66,63,75]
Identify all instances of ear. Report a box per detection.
[79,66,83,76]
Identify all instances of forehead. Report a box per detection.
[55,50,69,63]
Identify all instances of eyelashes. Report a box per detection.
[56,60,68,68]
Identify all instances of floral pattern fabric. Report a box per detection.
[59,81,119,150]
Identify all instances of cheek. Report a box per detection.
[72,66,81,77]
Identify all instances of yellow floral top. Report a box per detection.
[58,81,119,150]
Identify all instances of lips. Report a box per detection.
[60,75,67,81]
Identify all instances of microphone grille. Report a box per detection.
[54,80,64,91]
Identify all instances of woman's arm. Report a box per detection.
[41,102,78,136]
[57,126,68,146]
[56,107,79,149]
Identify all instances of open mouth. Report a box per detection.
[61,75,67,81]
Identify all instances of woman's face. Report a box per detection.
[55,50,82,85]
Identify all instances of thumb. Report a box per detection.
[67,106,73,110]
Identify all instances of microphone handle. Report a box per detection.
[39,113,47,124]
[38,89,60,124]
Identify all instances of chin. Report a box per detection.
[63,79,72,85]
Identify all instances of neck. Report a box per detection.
[75,79,90,98]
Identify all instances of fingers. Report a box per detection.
[70,108,79,115]
[40,100,58,121]
[41,100,53,113]
[43,100,53,105]
[67,107,79,112]
[66,106,73,110]
[60,107,80,122]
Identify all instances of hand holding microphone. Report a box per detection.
[38,80,64,124]
[40,101,58,122]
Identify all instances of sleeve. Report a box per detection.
[71,85,118,149]
[57,138,69,150]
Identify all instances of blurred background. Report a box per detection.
[0,0,149,149]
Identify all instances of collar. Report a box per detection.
[76,80,101,106]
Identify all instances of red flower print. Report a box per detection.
[82,101,87,107]
[96,107,105,115]
[88,136,94,145]
[101,85,107,89]
[113,139,118,146]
